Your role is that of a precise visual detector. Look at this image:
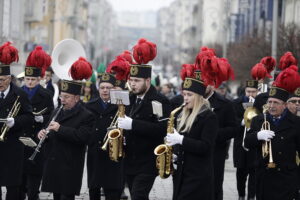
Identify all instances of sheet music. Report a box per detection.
[152,101,163,118]
[19,137,37,148]
[110,90,130,105]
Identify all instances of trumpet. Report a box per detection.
[261,104,276,168]
[29,105,63,161]
[0,96,21,141]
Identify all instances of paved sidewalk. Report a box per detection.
[1,143,238,199]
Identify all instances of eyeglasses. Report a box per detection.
[267,100,283,106]
[0,78,8,83]
[59,95,73,99]
[288,100,300,104]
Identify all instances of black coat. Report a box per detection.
[0,83,34,186]
[173,107,218,200]
[245,110,300,200]
[85,98,124,189]
[22,85,54,175]
[41,102,95,195]
[124,85,171,175]
[233,96,256,168]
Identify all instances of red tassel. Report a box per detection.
[279,52,297,70]
[251,63,272,80]
[273,65,300,93]
[119,50,133,64]
[69,57,93,80]
[26,46,51,77]
[260,56,276,73]
[132,38,157,64]
[107,56,131,81]
[0,41,19,65]
[180,64,195,80]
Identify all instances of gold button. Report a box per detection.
[281,137,284,139]
[34,108,36,110]
[278,152,282,155]
[277,168,281,171]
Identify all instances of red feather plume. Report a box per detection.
[279,52,297,70]
[273,65,300,93]
[0,41,19,65]
[199,56,220,87]
[119,50,133,64]
[251,63,272,80]
[69,57,93,80]
[195,46,216,70]
[26,46,51,77]
[260,56,276,73]
[107,56,131,81]
[215,58,235,88]
[180,64,195,80]
[132,38,157,64]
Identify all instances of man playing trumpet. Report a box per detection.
[245,65,300,200]
[0,42,34,200]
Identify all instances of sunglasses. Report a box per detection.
[288,100,300,104]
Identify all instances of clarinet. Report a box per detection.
[29,105,63,161]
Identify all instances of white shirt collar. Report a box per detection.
[1,85,10,99]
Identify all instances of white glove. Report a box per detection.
[34,115,44,123]
[166,129,184,146]
[241,119,245,126]
[6,117,15,128]
[257,130,275,141]
[117,116,133,130]
[172,154,178,170]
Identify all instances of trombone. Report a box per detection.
[0,96,21,141]
[261,104,276,168]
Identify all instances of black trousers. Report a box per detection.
[126,174,156,200]
[236,168,255,198]
[20,173,42,200]
[53,193,75,200]
[214,152,226,200]
[89,188,122,200]
[5,186,20,200]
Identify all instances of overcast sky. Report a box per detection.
[108,0,175,11]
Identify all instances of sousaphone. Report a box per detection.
[51,39,86,80]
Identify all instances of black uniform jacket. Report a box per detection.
[245,110,300,200]
[41,102,95,195]
[124,85,171,175]
[173,107,218,200]
[85,98,124,189]
[0,83,33,186]
[233,96,256,168]
[23,85,54,175]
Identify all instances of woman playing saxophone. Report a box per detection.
[165,76,218,200]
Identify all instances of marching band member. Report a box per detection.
[233,57,275,200]
[44,67,59,108]
[167,67,218,200]
[245,65,300,200]
[117,38,171,200]
[85,72,123,200]
[195,47,237,200]
[0,42,34,199]
[20,46,54,200]
[38,57,95,200]
[233,79,258,200]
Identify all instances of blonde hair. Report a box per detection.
[177,94,210,133]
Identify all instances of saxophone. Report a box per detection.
[154,104,185,179]
[106,104,125,162]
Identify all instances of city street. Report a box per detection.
[1,143,238,200]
